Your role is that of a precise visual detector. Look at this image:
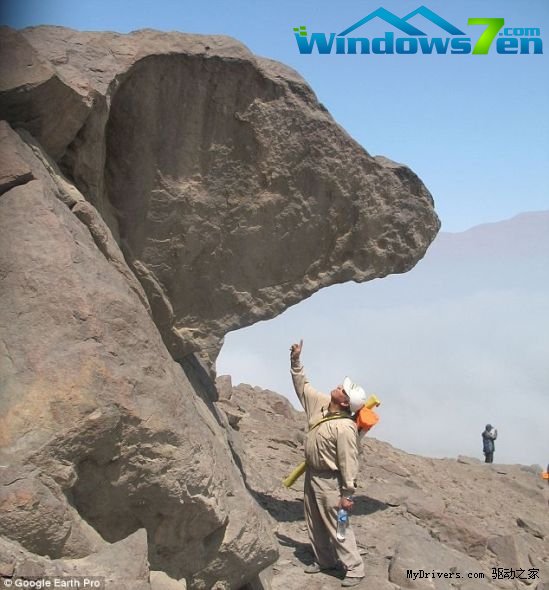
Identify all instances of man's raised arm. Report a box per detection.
[290,339,326,417]
[290,339,308,409]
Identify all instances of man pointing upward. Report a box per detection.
[290,339,366,587]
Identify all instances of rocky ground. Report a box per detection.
[215,376,549,590]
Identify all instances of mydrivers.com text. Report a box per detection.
[406,568,540,582]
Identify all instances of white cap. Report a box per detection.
[343,376,367,413]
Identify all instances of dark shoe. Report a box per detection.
[341,577,364,587]
[304,562,338,574]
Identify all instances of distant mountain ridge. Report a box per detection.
[437,210,549,257]
[315,210,549,308]
[416,209,549,296]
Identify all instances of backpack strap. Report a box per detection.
[309,413,353,432]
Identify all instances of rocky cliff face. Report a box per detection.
[0,25,439,366]
[217,378,549,590]
[0,25,439,589]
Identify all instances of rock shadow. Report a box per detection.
[274,532,345,578]
[352,494,390,516]
[275,532,314,564]
[251,491,388,523]
[251,491,304,523]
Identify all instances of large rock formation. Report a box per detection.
[217,378,549,590]
[0,25,439,365]
[0,25,439,589]
[0,121,275,589]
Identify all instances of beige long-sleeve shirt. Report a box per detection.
[291,362,359,497]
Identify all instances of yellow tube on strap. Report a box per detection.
[282,461,307,488]
[365,394,381,409]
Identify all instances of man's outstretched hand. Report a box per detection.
[290,339,303,365]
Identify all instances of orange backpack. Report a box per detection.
[356,406,380,433]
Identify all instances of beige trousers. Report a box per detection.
[304,470,365,578]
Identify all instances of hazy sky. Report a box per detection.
[2,1,548,466]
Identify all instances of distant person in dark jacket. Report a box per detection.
[482,424,498,463]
